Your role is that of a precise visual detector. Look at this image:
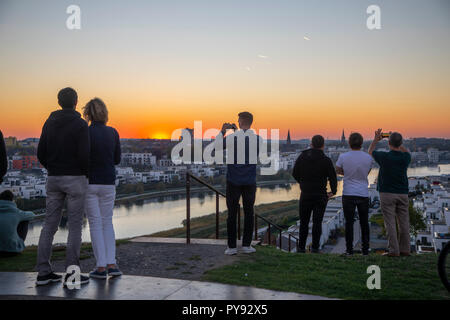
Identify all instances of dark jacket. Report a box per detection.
[37,109,89,176]
[88,122,121,185]
[0,130,7,182]
[292,148,337,196]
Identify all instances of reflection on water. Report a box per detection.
[25,165,450,246]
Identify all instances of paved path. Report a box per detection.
[0,272,333,300]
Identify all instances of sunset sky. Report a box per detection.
[0,0,449,140]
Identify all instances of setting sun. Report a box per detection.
[151,132,171,140]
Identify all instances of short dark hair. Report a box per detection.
[58,87,78,109]
[0,190,14,201]
[238,111,253,126]
[349,132,363,149]
[311,135,324,149]
[389,132,403,148]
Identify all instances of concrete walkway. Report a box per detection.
[0,272,333,300]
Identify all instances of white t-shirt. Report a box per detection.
[336,150,373,197]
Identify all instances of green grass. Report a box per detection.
[150,200,299,239]
[0,239,130,272]
[202,246,450,300]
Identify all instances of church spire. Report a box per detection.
[287,129,291,145]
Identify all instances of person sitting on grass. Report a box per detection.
[0,190,35,255]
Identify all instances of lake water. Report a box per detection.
[24,164,450,246]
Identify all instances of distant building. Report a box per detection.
[341,129,346,146]
[427,148,440,163]
[12,155,42,170]
[286,130,291,145]
[18,138,39,148]
[4,136,17,147]
[121,153,156,166]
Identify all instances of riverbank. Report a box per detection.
[149,199,299,239]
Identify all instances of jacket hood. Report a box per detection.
[300,148,325,161]
[0,200,17,212]
[48,109,83,128]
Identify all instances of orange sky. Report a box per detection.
[1,1,449,140]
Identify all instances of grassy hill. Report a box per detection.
[203,246,449,300]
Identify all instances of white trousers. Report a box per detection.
[85,184,117,267]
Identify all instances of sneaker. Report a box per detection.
[311,248,321,254]
[240,246,256,254]
[224,247,238,255]
[362,250,369,256]
[63,273,90,287]
[89,269,108,279]
[107,267,123,277]
[35,272,62,286]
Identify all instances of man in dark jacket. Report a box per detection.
[0,130,7,183]
[292,135,337,253]
[35,87,90,286]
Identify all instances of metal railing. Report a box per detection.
[186,172,226,244]
[185,172,300,252]
[254,214,300,252]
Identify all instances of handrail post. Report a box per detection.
[268,224,271,245]
[215,192,219,239]
[279,230,282,250]
[237,205,241,240]
[288,234,291,252]
[254,214,258,240]
[186,173,191,244]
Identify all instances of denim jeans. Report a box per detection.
[226,182,256,248]
[342,195,370,254]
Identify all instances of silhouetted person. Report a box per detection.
[82,98,122,279]
[292,135,337,253]
[0,191,35,255]
[0,130,7,183]
[218,112,261,255]
[336,132,373,256]
[369,129,411,257]
[36,87,90,286]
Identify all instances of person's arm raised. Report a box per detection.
[368,128,383,156]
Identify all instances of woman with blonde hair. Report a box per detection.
[83,98,122,279]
